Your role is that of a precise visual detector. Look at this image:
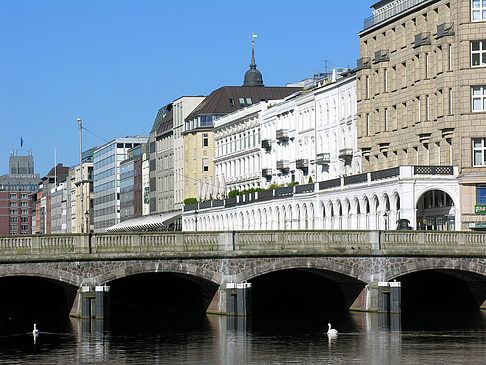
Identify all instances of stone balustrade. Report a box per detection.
[0,230,486,260]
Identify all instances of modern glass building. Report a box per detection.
[93,136,147,232]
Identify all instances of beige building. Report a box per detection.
[183,127,215,201]
[357,0,486,230]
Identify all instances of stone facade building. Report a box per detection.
[356,0,486,230]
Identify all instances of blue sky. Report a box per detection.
[0,0,372,176]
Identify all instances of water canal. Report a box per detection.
[1,309,486,364]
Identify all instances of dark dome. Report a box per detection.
[244,68,263,87]
[243,46,264,87]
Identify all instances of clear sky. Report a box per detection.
[0,0,372,176]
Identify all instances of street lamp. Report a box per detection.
[77,118,83,233]
[384,211,388,230]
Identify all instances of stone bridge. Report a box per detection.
[1,230,486,317]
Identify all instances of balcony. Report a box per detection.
[357,57,371,70]
[414,32,431,48]
[262,168,272,178]
[316,152,330,165]
[276,129,289,141]
[261,139,271,151]
[276,160,290,171]
[437,23,454,39]
[339,148,353,160]
[374,50,389,64]
[296,159,309,171]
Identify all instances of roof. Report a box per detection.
[106,211,181,232]
[157,106,173,136]
[43,163,70,180]
[150,104,171,133]
[186,86,302,121]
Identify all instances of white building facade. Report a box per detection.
[182,71,462,232]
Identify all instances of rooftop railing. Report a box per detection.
[363,0,429,31]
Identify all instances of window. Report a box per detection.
[21,217,28,223]
[472,0,486,21]
[449,88,453,115]
[229,98,235,107]
[10,225,17,232]
[20,193,28,199]
[21,209,28,215]
[246,98,252,105]
[472,41,486,67]
[10,217,17,223]
[21,201,28,207]
[365,76,370,99]
[9,201,17,207]
[384,108,389,131]
[9,193,16,199]
[384,68,388,92]
[426,95,430,120]
[21,224,29,232]
[366,114,370,136]
[10,209,17,215]
[239,98,245,106]
[448,44,452,71]
[203,133,208,147]
[473,138,486,165]
[202,158,209,172]
[472,86,486,111]
[425,53,429,78]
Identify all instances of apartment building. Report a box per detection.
[357,0,486,230]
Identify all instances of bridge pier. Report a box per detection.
[378,281,401,314]
[225,282,252,316]
[70,285,110,319]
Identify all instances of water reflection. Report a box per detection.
[2,310,486,364]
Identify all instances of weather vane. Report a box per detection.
[251,33,258,46]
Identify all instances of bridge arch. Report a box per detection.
[232,257,368,283]
[94,261,222,286]
[385,258,486,282]
[0,265,82,287]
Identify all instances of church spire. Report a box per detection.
[243,34,264,87]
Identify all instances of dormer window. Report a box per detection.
[229,98,235,107]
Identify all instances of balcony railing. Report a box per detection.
[437,22,454,39]
[296,159,309,170]
[276,129,289,141]
[339,148,353,160]
[261,139,271,151]
[414,32,431,48]
[357,57,371,70]
[374,50,389,64]
[276,160,290,171]
[414,166,453,175]
[316,152,331,165]
[363,0,428,31]
[262,168,272,177]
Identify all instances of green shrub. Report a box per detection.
[184,197,197,206]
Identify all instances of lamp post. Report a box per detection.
[77,118,83,233]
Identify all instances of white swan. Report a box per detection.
[327,323,338,335]
[32,324,39,337]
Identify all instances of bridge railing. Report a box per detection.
[1,230,486,258]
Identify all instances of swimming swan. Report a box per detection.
[32,324,39,337]
[327,323,338,335]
